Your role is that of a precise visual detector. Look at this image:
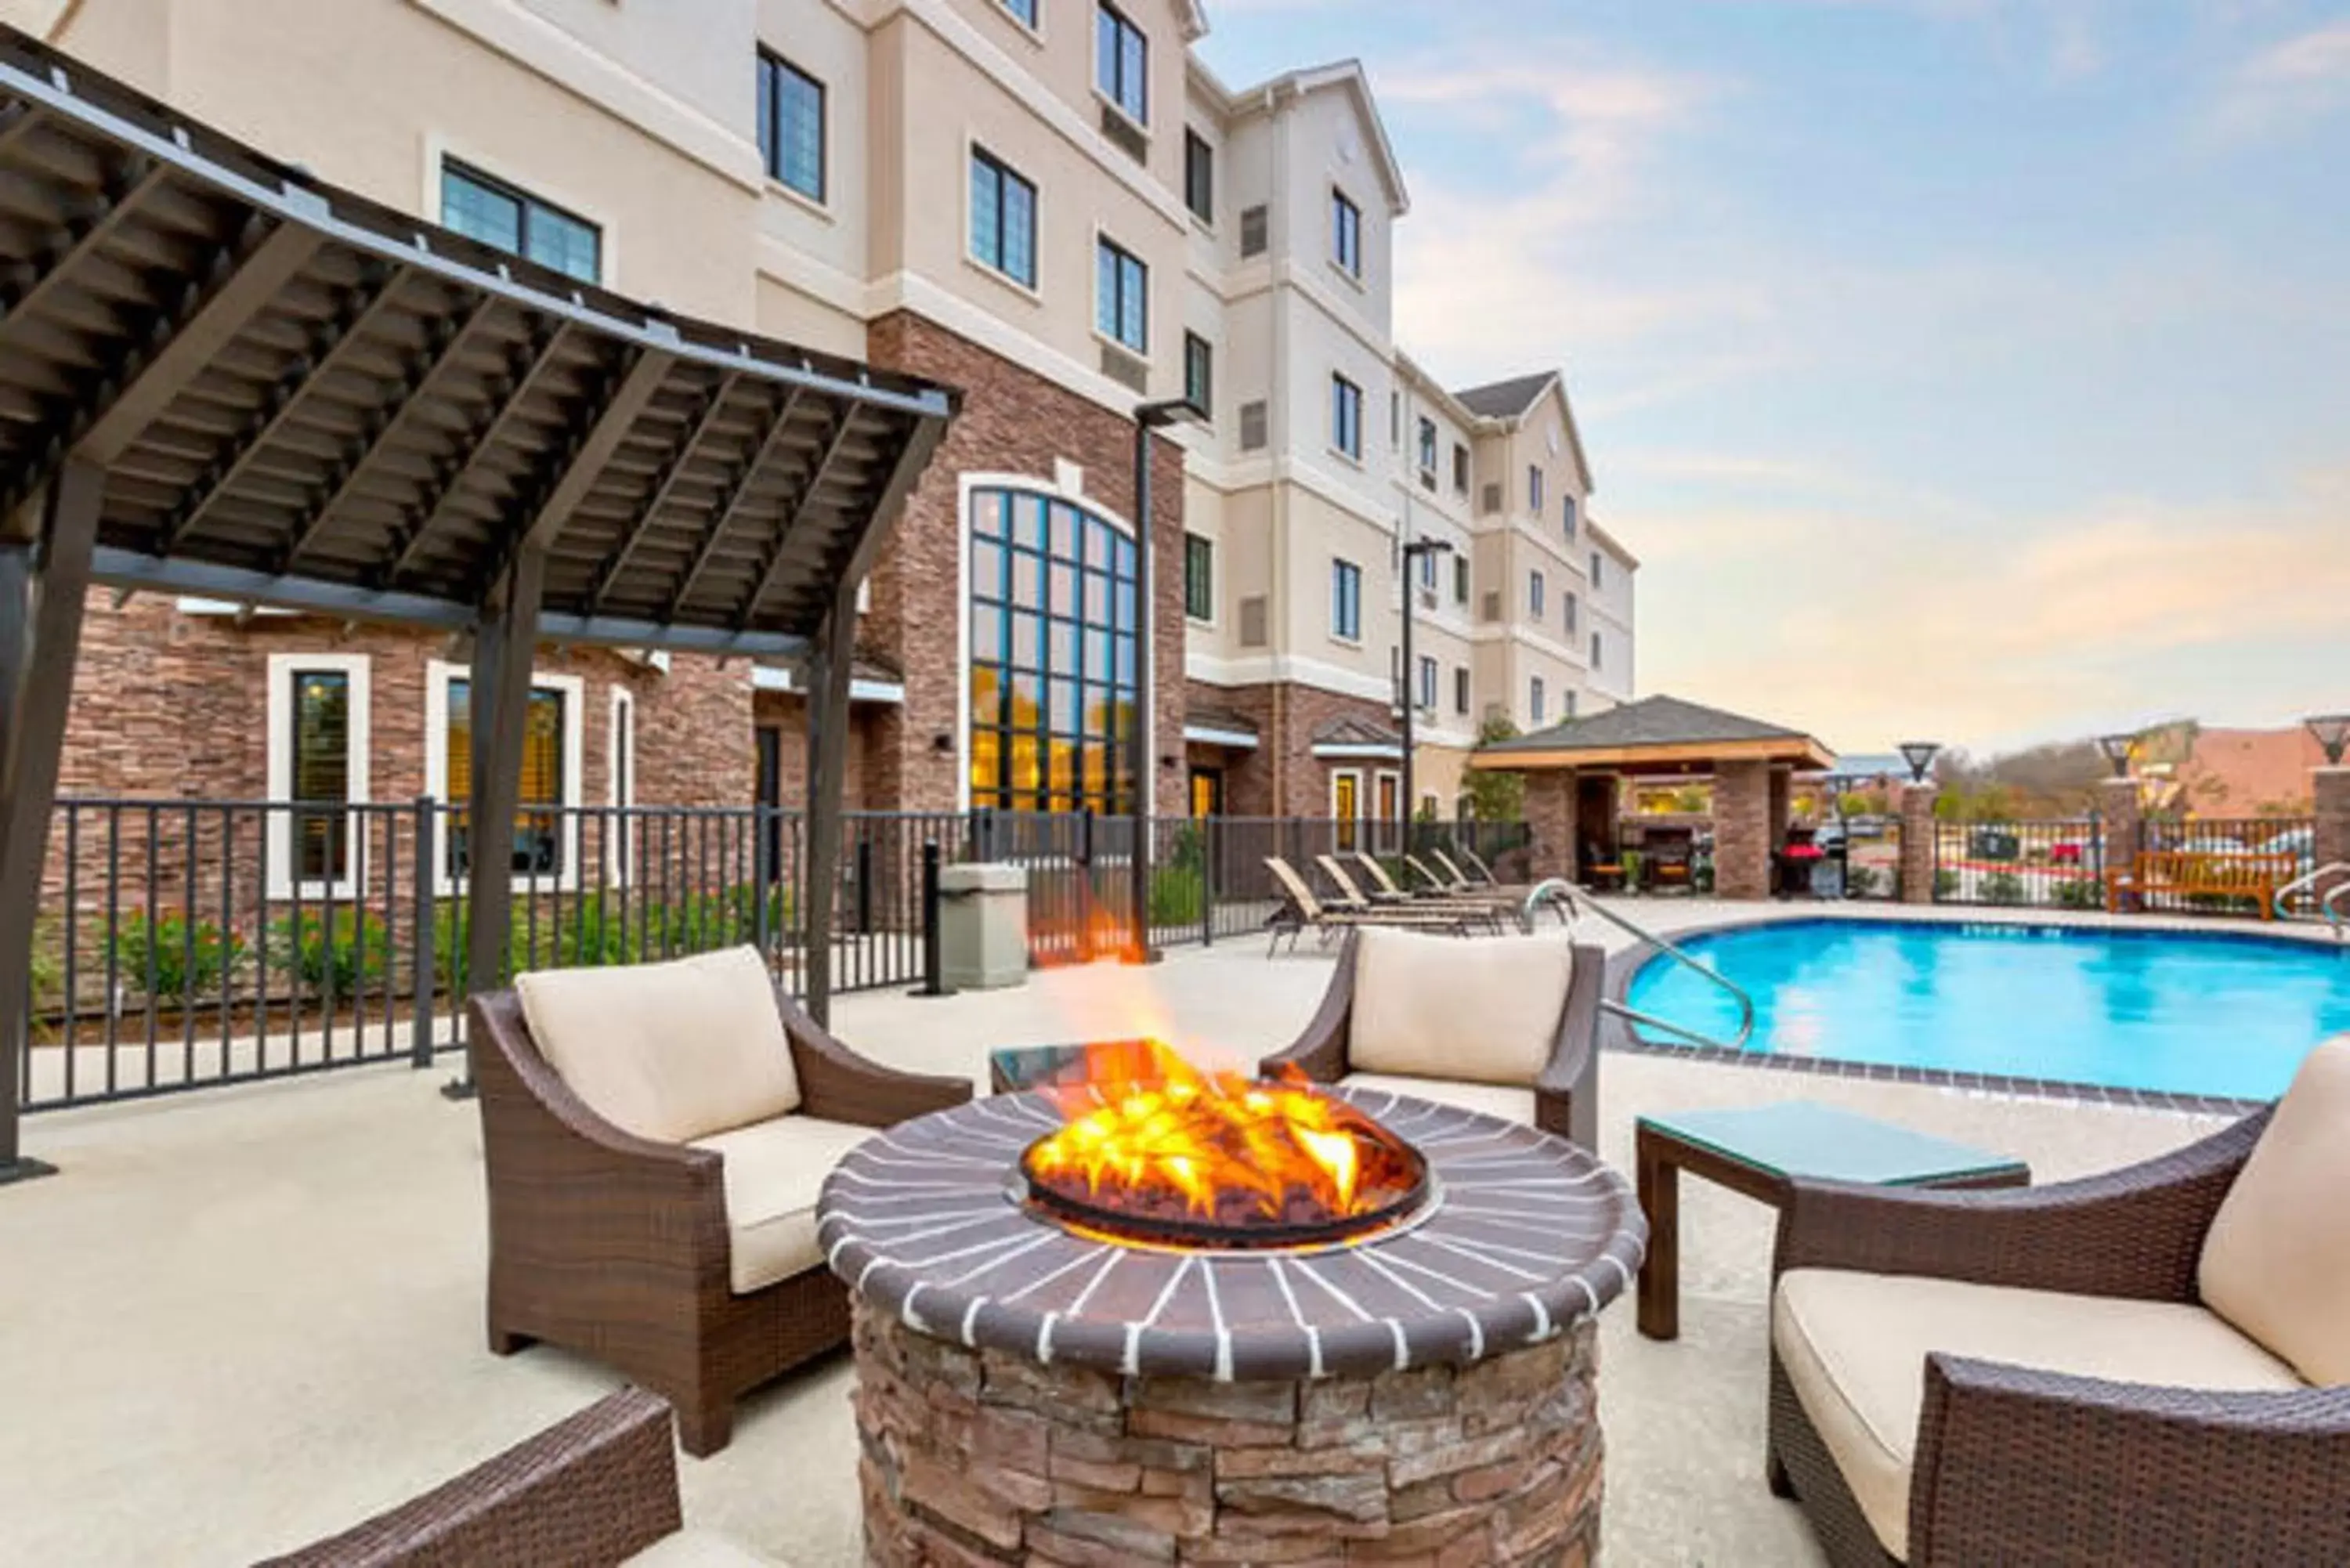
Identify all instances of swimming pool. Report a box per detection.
[1623,919,2350,1101]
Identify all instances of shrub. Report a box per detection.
[2053,879,2102,910]
[114,910,245,1004]
[1982,871,2025,905]
[1148,864,1205,927]
[1846,865,1882,898]
[1933,869,1960,901]
[269,909,390,996]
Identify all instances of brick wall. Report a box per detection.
[1715,759,1772,900]
[1189,681,1401,818]
[864,312,1188,816]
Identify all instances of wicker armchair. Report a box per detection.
[1767,1040,2350,1566]
[472,947,971,1458]
[258,1388,782,1566]
[1258,927,1600,1148]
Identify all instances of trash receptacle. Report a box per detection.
[940,863,1028,991]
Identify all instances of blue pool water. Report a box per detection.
[1625,919,2350,1100]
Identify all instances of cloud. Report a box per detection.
[2207,20,2350,140]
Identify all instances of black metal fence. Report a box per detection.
[16,800,1530,1112]
[2135,816,2316,917]
[1931,818,2106,908]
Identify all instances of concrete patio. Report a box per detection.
[0,905,2235,1566]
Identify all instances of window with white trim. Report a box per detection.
[424,663,584,891]
[607,686,637,885]
[1332,189,1361,278]
[1096,2,1148,125]
[440,161,599,284]
[265,652,371,897]
[1417,656,1437,710]
[1332,374,1363,460]
[1531,677,1547,726]
[970,147,1038,289]
[1096,237,1148,352]
[756,51,826,203]
[1529,569,1546,619]
[1330,558,1362,641]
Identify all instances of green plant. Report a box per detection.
[1463,715,1527,823]
[270,909,390,995]
[1148,864,1205,926]
[1619,849,1646,890]
[1846,865,1882,898]
[115,909,245,1003]
[1982,871,2025,905]
[2053,879,2102,909]
[1933,869,1960,901]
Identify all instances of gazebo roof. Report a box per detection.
[0,25,954,657]
[1470,694,1835,774]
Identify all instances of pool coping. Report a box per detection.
[1598,909,2283,1117]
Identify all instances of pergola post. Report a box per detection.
[446,543,548,1097]
[801,587,857,1028]
[1714,758,1773,901]
[0,462,105,1182]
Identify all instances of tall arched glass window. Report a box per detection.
[970,487,1138,813]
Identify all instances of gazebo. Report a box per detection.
[0,28,956,1183]
[1469,695,1835,900]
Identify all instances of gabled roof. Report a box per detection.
[1470,695,1835,774]
[1204,59,1409,216]
[1450,369,1596,496]
[1311,714,1405,754]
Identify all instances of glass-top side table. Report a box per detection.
[1634,1100,2030,1341]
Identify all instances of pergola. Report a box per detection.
[1470,695,1835,899]
[0,27,956,1182]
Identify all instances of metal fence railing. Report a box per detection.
[1932,818,2106,909]
[2134,816,2316,917]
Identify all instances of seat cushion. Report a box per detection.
[1348,927,1574,1086]
[1340,1072,1536,1127]
[1774,1269,2303,1561]
[516,946,800,1146]
[2199,1037,2350,1386]
[624,1528,790,1566]
[691,1115,877,1294]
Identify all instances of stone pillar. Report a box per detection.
[1899,782,1938,904]
[1714,760,1771,901]
[2313,768,2350,909]
[2099,776,2142,911]
[1767,766,1792,848]
[1524,769,1579,883]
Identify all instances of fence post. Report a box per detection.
[410,796,437,1069]
[916,840,954,998]
[854,833,874,936]
[1201,815,1217,948]
[1076,807,1095,963]
[754,805,775,958]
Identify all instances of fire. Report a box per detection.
[1021,1041,1423,1241]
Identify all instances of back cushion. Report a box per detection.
[2199,1037,2350,1386]
[515,945,801,1145]
[1349,927,1576,1086]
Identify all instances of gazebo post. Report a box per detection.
[801,588,857,1028]
[0,463,105,1182]
[446,544,548,1097]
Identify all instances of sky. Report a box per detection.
[1192,1,2350,759]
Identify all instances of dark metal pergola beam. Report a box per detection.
[514,343,674,555]
[656,385,797,620]
[594,372,746,616]
[0,157,168,334]
[734,409,859,630]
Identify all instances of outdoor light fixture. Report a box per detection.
[1896,742,1941,784]
[2305,714,2350,768]
[2095,733,2137,779]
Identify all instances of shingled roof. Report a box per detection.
[1472,695,1835,772]
[1454,372,1558,420]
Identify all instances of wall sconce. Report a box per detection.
[931,734,954,754]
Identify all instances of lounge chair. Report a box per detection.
[1416,847,1573,927]
[1350,850,1520,912]
[471,946,971,1455]
[1262,855,1477,955]
[1258,927,1601,1148]
[258,1389,785,1566]
[1317,853,1513,928]
[1767,1037,2350,1566]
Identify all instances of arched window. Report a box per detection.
[969,487,1139,813]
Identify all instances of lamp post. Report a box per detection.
[1397,536,1455,856]
[2095,733,2136,779]
[1125,396,1207,965]
[1897,742,1942,786]
[2305,714,2350,768]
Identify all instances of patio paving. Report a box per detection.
[0,902,2237,1566]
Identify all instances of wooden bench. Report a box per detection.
[2106,851,2298,919]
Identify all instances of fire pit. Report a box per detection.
[819,1046,1645,1566]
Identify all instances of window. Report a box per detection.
[1591,632,1603,670]
[756,52,826,202]
[1529,570,1546,619]
[1565,592,1579,636]
[1390,392,1401,450]
[1184,129,1213,222]
[432,667,582,886]
[1452,443,1470,495]
[1000,0,1039,27]
[266,652,371,896]
[1184,532,1213,621]
[1531,677,1546,726]
[1096,237,1148,352]
[1097,2,1148,125]
[1183,331,1213,418]
[968,147,1037,288]
[1563,493,1578,540]
[1592,550,1605,589]
[1332,189,1362,278]
[1454,667,1470,715]
[607,687,636,886]
[1566,690,1578,720]
[1528,464,1545,514]
[1330,558,1362,641]
[969,489,1141,814]
[1416,417,1437,476]
[439,161,600,284]
[1331,374,1363,460]
[1453,555,1469,605]
[1416,546,1437,591]
[1417,656,1437,711]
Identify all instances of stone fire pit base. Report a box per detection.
[851,1300,1604,1567]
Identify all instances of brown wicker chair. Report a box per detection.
[472,956,971,1458]
[1767,1054,2350,1566]
[1258,927,1600,1149]
[258,1388,783,1566]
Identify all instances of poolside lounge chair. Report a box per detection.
[1318,854,1513,928]
[1767,1036,2350,1566]
[1350,851,1520,912]
[1413,847,1573,927]
[259,1389,783,1566]
[1259,927,1601,1148]
[471,946,971,1456]
[1263,856,1477,954]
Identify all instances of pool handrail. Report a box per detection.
[2275,862,2350,938]
[1522,879,1759,1050]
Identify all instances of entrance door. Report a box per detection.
[1375,771,1400,853]
[1189,767,1224,818]
[1332,770,1361,851]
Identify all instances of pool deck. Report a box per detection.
[0,896,2291,1566]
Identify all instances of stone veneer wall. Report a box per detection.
[1184,681,1404,819]
[854,1301,1603,1568]
[2315,768,2350,909]
[864,311,1188,817]
[1713,759,1772,901]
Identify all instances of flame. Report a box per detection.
[1024,1041,1418,1230]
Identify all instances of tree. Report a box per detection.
[1464,714,1528,822]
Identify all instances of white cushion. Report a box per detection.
[2200,1036,2350,1386]
[516,946,800,1146]
[624,1528,790,1566]
[1348,927,1574,1086]
[690,1115,877,1294]
[1340,1072,1536,1127]
[1774,1269,2303,1561]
